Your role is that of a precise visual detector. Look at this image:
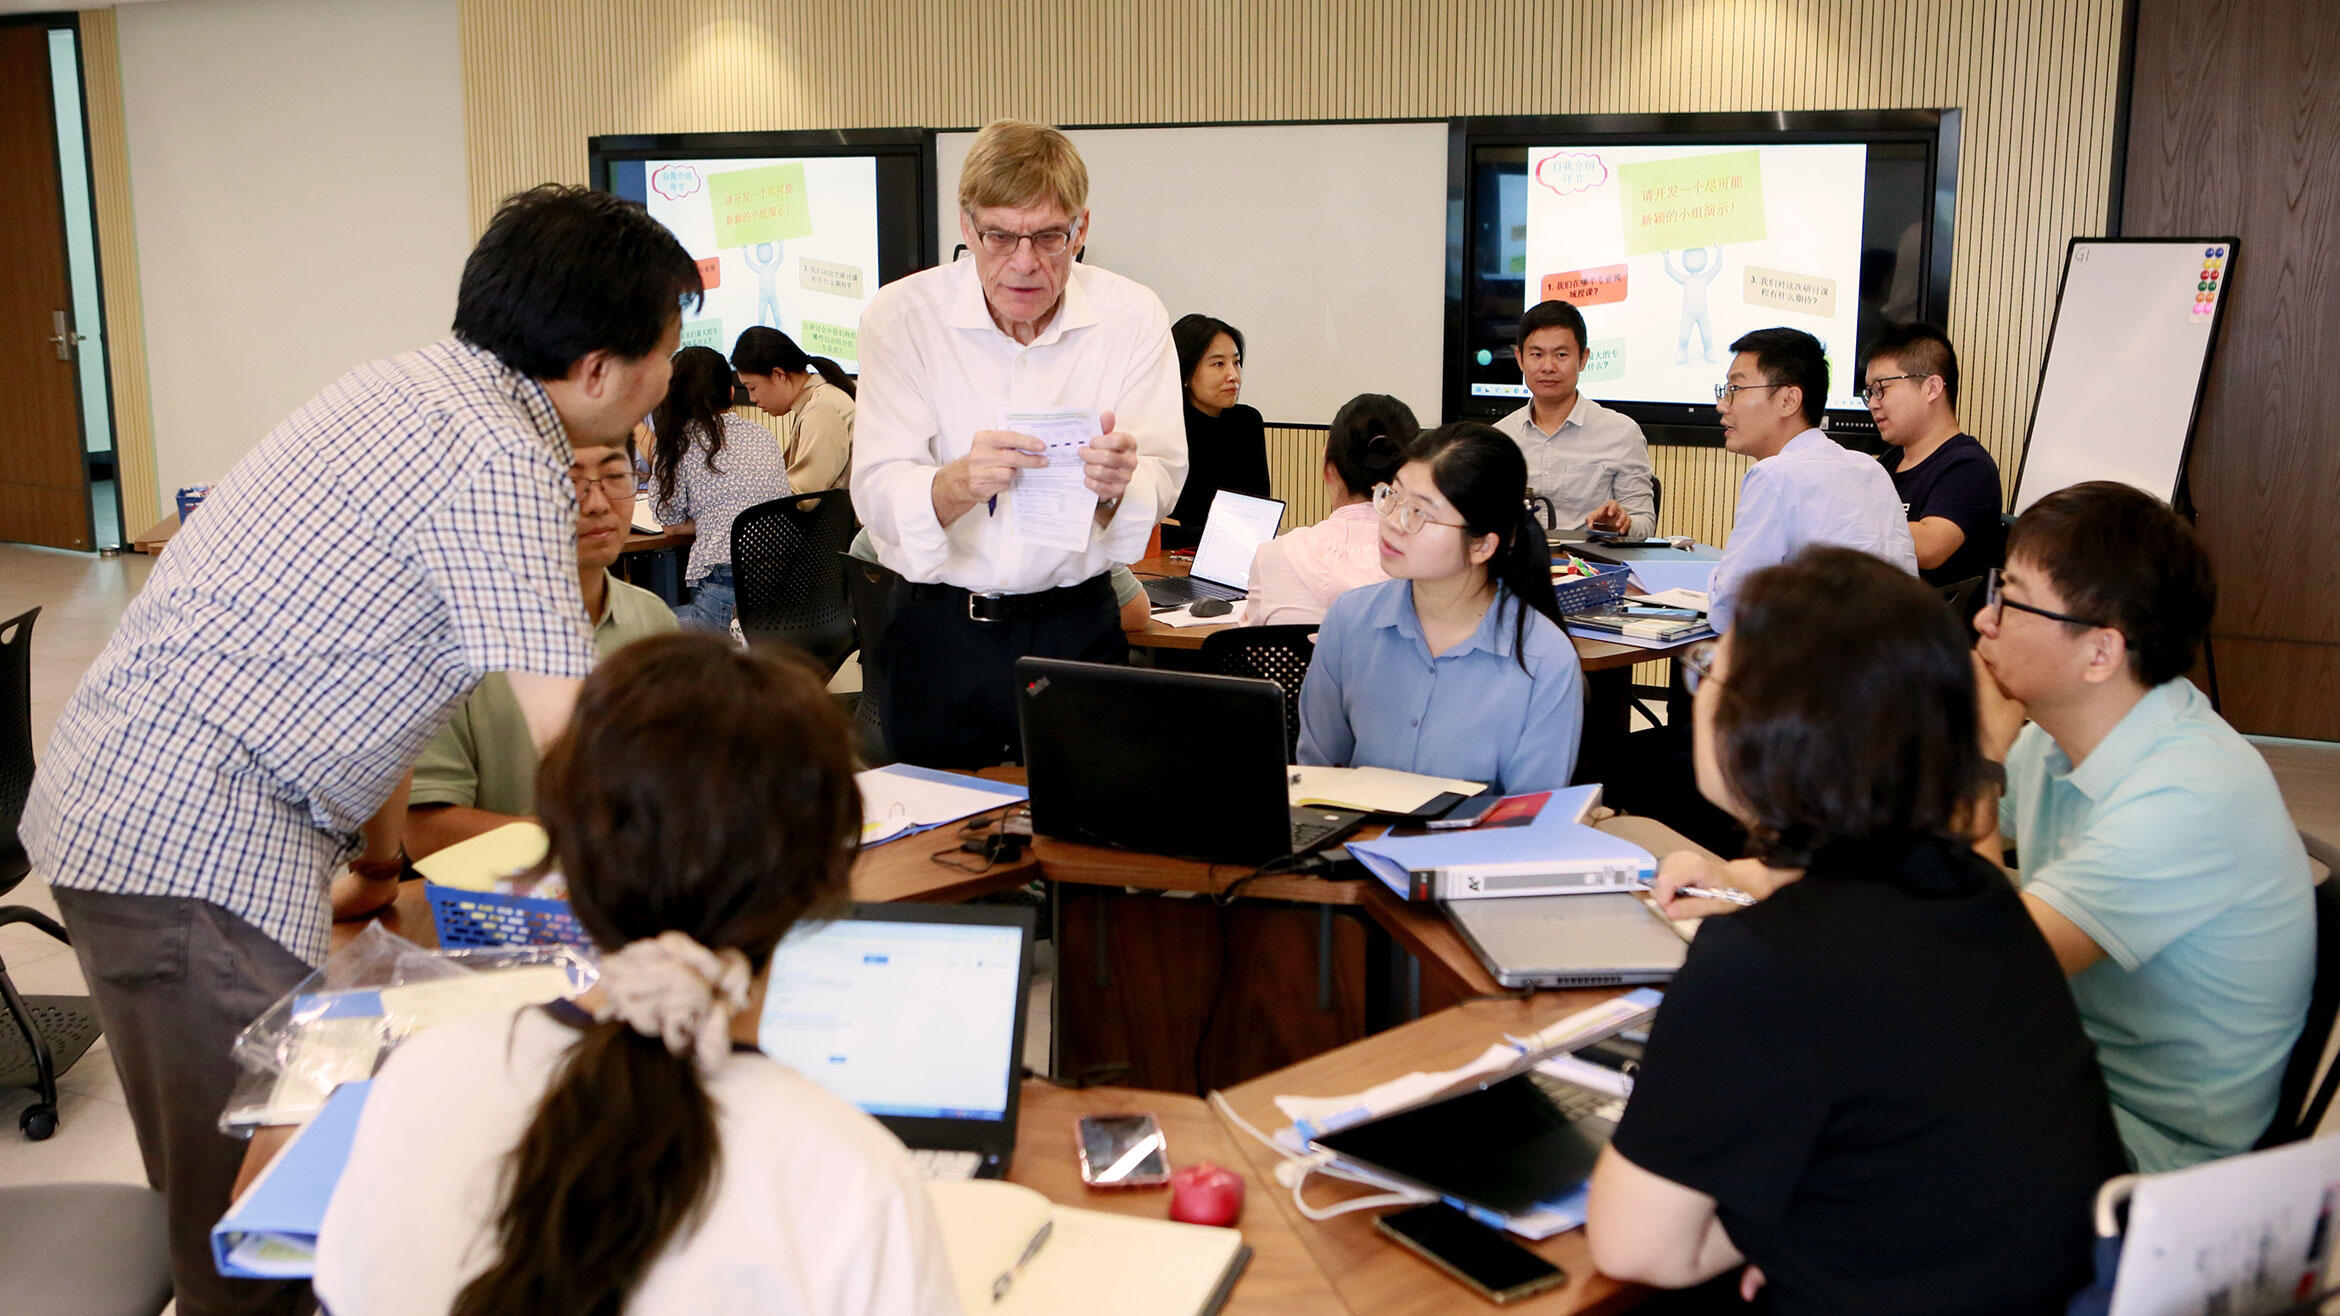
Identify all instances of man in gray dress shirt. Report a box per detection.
[1493,299,1658,538]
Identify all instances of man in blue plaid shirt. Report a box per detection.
[21,185,700,1316]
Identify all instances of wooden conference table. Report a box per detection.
[334,779,1708,1313]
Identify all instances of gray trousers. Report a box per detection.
[54,887,316,1316]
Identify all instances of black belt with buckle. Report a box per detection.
[908,575,1114,624]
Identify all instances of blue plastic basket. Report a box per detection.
[425,883,589,950]
[1553,561,1632,615]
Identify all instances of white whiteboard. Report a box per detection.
[2011,238,2234,513]
[935,122,1449,428]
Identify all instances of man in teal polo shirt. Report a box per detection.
[398,434,674,865]
[1975,481,2312,1171]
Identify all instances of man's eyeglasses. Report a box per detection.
[1983,567,2102,627]
[1681,640,1719,693]
[973,224,1079,258]
[1371,483,1469,536]
[570,472,637,504]
[1713,381,1785,404]
[1860,374,1929,404]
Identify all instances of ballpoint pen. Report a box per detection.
[1637,880,1757,907]
[992,1217,1054,1302]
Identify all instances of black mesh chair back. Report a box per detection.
[1198,624,1319,760]
[0,608,39,894]
[844,554,901,766]
[1938,575,1986,645]
[731,490,859,676]
[2258,859,2340,1148]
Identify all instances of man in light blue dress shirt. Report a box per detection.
[1975,482,2312,1171]
[1708,328,1916,631]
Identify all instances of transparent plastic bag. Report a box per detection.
[220,922,597,1135]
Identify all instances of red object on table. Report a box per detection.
[1169,1160,1246,1227]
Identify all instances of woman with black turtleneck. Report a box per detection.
[1161,314,1270,553]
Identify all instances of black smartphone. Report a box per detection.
[1427,793,1504,830]
[1375,1203,1567,1305]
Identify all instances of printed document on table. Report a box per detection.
[1002,409,1100,552]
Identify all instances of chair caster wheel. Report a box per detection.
[20,1103,56,1141]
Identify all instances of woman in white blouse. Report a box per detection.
[314,634,957,1315]
[650,345,791,633]
[1241,393,1417,626]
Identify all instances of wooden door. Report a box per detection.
[0,25,93,551]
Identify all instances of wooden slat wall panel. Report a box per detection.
[459,0,2125,549]
[73,9,160,530]
[2122,0,2340,740]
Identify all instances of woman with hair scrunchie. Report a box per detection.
[314,634,956,1314]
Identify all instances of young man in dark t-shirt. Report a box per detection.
[1864,323,2004,587]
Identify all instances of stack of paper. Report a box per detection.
[1286,765,1483,815]
[409,822,548,892]
[857,764,1029,846]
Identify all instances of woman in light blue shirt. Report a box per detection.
[1297,423,1583,794]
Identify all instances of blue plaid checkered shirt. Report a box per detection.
[23,338,596,964]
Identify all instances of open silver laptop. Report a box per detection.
[1143,489,1286,609]
[1444,893,1688,989]
[756,902,1036,1179]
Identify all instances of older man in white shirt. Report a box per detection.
[1707,327,1917,632]
[853,120,1185,766]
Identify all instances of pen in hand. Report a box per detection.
[1638,879,1758,908]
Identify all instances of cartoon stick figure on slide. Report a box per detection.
[1664,244,1724,364]
[743,242,785,329]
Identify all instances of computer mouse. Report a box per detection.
[1189,597,1234,618]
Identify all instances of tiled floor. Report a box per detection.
[2,540,2337,1192]
[1,545,151,1188]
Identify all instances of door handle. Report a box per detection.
[49,310,88,360]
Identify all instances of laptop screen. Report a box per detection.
[757,915,1026,1121]
[1190,489,1286,590]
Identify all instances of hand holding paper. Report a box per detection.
[1080,409,1138,504]
[1002,408,1103,551]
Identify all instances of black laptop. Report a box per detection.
[1014,657,1365,865]
[755,902,1036,1180]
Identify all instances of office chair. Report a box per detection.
[844,553,900,767]
[1649,474,1663,523]
[1199,625,1318,760]
[2256,845,2340,1148]
[730,490,859,677]
[0,1183,171,1314]
[0,607,101,1141]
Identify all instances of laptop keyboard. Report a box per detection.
[1529,1071,1627,1125]
[1144,575,1244,609]
[905,1148,983,1181]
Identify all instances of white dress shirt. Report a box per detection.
[1492,394,1657,537]
[851,259,1186,592]
[1707,428,1919,632]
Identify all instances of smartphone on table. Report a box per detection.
[1076,1113,1170,1188]
[1375,1202,1567,1305]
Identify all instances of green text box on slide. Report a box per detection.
[1616,151,1766,257]
[709,162,815,249]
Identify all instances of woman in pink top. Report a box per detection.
[1242,393,1419,626]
